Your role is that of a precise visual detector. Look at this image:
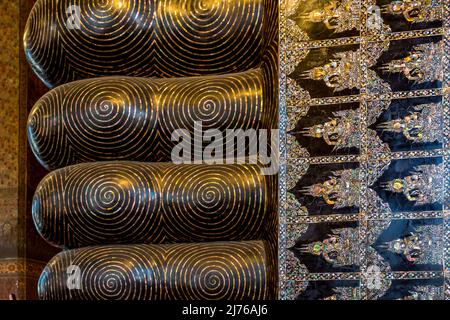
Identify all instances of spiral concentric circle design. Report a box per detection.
[32,162,270,247]
[161,164,267,242]
[27,71,264,170]
[38,241,267,300]
[24,0,264,88]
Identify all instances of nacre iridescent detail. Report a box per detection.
[25,0,279,301]
[38,241,269,300]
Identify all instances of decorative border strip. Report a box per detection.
[286,151,445,163]
[301,89,445,107]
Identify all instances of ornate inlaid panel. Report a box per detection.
[38,240,269,300]
[279,0,450,300]
[24,0,266,88]
[33,162,272,248]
